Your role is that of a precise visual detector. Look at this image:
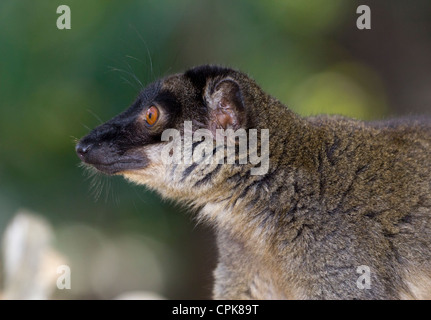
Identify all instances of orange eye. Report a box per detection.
[146,106,159,126]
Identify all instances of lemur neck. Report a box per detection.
[197,101,319,243]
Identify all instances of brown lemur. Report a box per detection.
[76,65,431,299]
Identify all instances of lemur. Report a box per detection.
[76,65,431,299]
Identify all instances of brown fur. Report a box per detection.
[77,65,431,299]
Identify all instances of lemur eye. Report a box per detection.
[145,106,159,126]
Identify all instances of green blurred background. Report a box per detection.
[1,0,431,299]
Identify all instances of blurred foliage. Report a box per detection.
[1,0,422,298]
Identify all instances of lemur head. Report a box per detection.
[76,65,274,201]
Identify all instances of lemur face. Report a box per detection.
[76,66,248,183]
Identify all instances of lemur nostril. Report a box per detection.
[75,142,92,158]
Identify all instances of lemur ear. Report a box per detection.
[206,79,246,135]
